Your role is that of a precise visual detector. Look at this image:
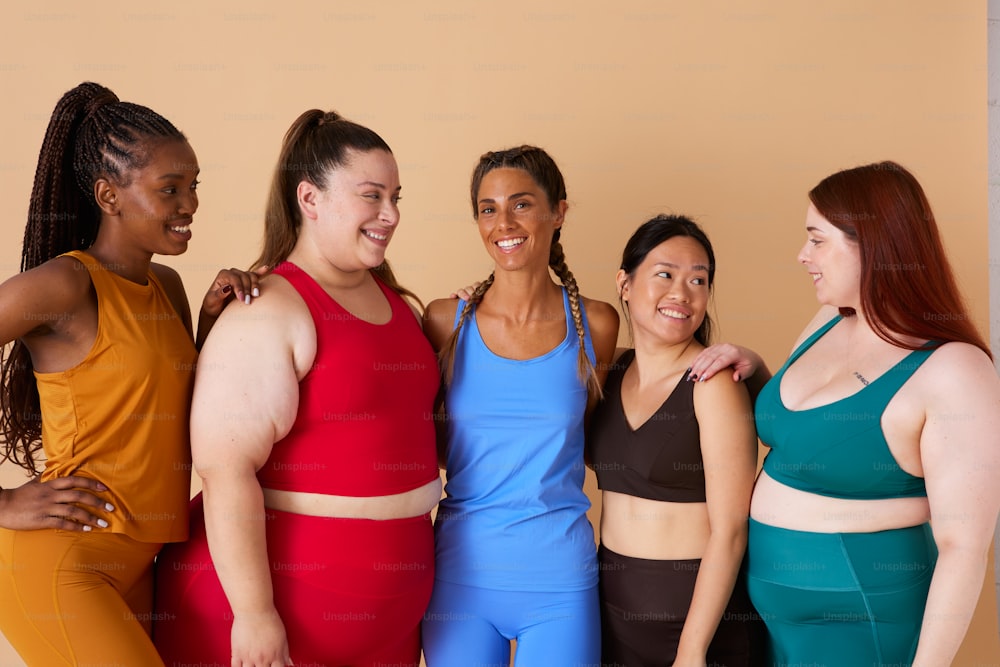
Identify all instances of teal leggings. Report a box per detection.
[747,519,936,667]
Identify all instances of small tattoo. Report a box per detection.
[853,371,870,386]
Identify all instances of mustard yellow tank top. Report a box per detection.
[37,251,196,543]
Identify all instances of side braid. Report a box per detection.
[549,240,601,399]
[439,273,495,386]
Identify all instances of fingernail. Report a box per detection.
[252,287,260,297]
[83,525,92,532]
[96,483,108,491]
[97,519,109,528]
[734,373,741,382]
[221,285,232,294]
[244,294,251,305]
[105,503,115,511]
[689,373,698,381]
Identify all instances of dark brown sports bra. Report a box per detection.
[587,349,706,503]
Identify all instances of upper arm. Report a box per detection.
[919,344,1000,553]
[422,298,460,353]
[192,281,313,480]
[0,258,91,346]
[694,374,757,529]
[582,298,620,385]
[151,263,194,339]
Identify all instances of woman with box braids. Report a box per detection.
[422,145,619,666]
[0,81,260,665]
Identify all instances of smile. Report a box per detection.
[170,225,190,233]
[362,229,388,241]
[496,237,526,250]
[659,308,690,319]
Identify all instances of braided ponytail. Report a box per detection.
[437,273,495,384]
[548,238,601,397]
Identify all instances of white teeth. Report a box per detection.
[497,237,525,249]
[170,225,190,233]
[659,308,690,319]
[363,229,388,241]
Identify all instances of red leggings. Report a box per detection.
[154,494,434,666]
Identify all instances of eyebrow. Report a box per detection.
[478,191,535,204]
[654,261,710,272]
[157,170,200,180]
[357,181,402,191]
[805,226,825,233]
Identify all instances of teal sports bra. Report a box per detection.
[756,316,934,500]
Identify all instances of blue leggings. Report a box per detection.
[421,579,600,667]
[746,519,937,667]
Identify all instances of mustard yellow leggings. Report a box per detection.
[0,528,163,666]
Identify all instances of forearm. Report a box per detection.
[674,526,747,660]
[202,474,276,619]
[195,308,219,351]
[912,546,988,667]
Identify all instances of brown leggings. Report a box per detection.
[598,544,766,667]
[0,528,163,666]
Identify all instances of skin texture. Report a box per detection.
[0,138,262,532]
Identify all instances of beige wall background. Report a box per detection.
[1,1,996,664]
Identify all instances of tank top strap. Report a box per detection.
[782,315,842,369]
[862,345,936,403]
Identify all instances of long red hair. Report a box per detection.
[809,161,990,359]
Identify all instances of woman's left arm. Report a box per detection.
[674,373,758,667]
[913,344,1000,667]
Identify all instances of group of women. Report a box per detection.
[0,80,996,667]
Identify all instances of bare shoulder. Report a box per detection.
[915,341,1000,400]
[1,255,93,315]
[150,262,182,289]
[580,296,620,338]
[423,297,460,351]
[693,368,752,407]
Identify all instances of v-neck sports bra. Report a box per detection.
[756,316,933,500]
[587,349,707,503]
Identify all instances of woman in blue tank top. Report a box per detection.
[421,146,619,666]
[690,161,1000,666]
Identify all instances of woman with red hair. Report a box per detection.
[692,161,1000,666]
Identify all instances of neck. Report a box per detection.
[630,335,701,385]
[484,267,562,321]
[86,236,153,284]
[286,242,373,291]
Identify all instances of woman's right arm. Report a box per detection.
[0,259,114,530]
[192,282,310,667]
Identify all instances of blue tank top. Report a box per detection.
[756,316,933,500]
[434,288,598,591]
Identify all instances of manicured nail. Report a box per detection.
[83,525,92,532]
[97,519,109,528]
[252,287,260,297]
[221,285,232,294]
[105,503,115,511]
[244,294,251,305]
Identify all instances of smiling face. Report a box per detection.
[299,148,401,272]
[798,203,862,310]
[474,167,566,273]
[105,139,200,256]
[618,235,711,347]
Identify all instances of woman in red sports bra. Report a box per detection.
[154,110,441,666]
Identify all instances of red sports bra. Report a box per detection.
[256,263,440,496]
